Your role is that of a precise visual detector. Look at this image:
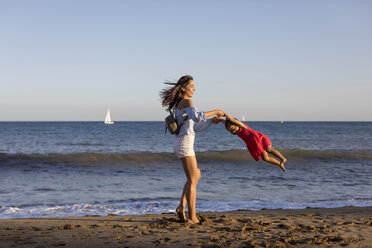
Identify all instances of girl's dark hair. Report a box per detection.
[160,75,193,113]
[225,119,233,129]
[225,118,238,130]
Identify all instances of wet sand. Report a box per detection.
[0,206,371,248]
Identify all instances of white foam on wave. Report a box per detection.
[0,200,176,219]
[1,199,371,219]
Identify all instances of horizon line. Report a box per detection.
[0,120,371,123]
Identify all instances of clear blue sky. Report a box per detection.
[1,0,371,121]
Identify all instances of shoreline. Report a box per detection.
[0,206,371,247]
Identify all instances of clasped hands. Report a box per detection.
[210,110,233,125]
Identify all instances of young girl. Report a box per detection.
[220,113,287,172]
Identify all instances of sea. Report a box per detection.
[0,121,371,219]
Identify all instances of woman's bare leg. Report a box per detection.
[261,150,286,172]
[176,181,188,222]
[180,156,201,224]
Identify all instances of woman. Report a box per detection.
[160,75,224,224]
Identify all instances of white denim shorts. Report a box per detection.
[173,135,195,159]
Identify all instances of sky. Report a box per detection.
[0,0,371,121]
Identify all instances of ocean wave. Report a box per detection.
[0,152,177,165]
[1,198,371,219]
[55,142,106,146]
[0,149,371,166]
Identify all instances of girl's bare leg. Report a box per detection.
[266,146,287,163]
[261,150,286,172]
[180,156,201,224]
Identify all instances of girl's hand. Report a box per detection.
[225,113,233,120]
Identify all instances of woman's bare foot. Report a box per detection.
[187,217,200,225]
[176,207,186,222]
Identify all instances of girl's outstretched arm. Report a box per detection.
[225,113,247,129]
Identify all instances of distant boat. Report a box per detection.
[280,116,284,124]
[104,109,114,124]
[242,115,245,121]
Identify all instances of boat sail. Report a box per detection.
[242,115,245,121]
[104,109,114,124]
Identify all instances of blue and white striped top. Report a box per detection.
[174,107,211,137]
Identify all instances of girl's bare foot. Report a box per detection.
[176,207,186,222]
[279,161,286,173]
[187,217,200,225]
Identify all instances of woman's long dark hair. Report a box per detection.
[160,75,193,113]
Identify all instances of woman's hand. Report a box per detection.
[215,110,225,117]
[205,109,225,119]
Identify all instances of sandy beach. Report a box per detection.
[0,206,371,248]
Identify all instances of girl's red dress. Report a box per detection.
[237,123,272,161]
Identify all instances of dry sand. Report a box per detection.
[0,206,371,248]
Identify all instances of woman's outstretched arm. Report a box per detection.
[180,99,225,119]
[205,109,225,118]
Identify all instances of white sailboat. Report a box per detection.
[242,115,245,122]
[104,109,114,125]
